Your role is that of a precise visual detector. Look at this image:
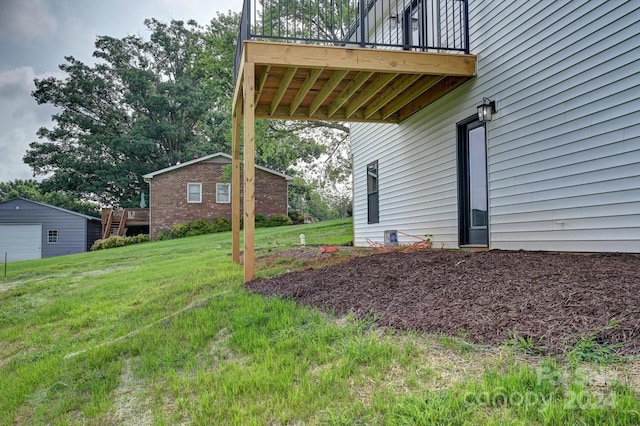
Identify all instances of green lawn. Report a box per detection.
[1,218,638,425]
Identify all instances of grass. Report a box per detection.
[1,218,639,425]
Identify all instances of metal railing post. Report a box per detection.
[246,0,252,38]
[463,0,470,54]
[359,0,365,47]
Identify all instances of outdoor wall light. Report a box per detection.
[477,97,497,122]
[389,14,398,28]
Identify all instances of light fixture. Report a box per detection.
[411,17,418,31]
[477,97,497,122]
[389,14,398,29]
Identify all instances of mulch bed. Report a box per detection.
[246,250,640,355]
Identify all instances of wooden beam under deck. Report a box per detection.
[231,41,476,282]
[243,42,476,77]
[236,41,476,125]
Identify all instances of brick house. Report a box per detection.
[143,153,291,238]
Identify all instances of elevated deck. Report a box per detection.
[101,208,149,239]
[232,0,476,280]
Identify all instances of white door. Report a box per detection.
[0,224,42,262]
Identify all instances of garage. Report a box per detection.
[0,224,42,262]
[0,198,102,260]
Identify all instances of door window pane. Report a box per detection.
[468,127,487,228]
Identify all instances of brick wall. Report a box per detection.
[148,159,288,238]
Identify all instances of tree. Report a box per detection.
[25,12,352,211]
[198,12,331,175]
[260,0,357,44]
[25,19,219,207]
[199,12,351,216]
[288,176,351,221]
[251,2,354,193]
[0,179,99,217]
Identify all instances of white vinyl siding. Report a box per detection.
[216,183,230,203]
[352,97,462,248]
[187,183,202,203]
[351,0,640,252]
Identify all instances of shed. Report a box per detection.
[0,198,102,262]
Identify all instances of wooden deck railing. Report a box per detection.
[101,208,149,239]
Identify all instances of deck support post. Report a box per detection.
[231,98,242,265]
[243,62,256,282]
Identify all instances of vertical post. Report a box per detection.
[359,0,366,47]
[4,252,7,278]
[231,101,242,265]
[463,0,470,54]
[246,0,252,37]
[243,62,256,282]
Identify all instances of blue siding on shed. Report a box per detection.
[0,198,100,258]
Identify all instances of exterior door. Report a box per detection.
[458,118,488,246]
[0,224,42,262]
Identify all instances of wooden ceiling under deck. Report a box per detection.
[235,41,477,124]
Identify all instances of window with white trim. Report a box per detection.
[216,183,230,203]
[48,229,58,244]
[187,182,202,203]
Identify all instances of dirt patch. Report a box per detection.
[108,358,152,426]
[247,250,640,355]
[256,246,372,275]
[72,266,135,279]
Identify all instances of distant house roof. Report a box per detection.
[0,197,100,221]
[142,152,293,181]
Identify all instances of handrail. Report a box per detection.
[117,209,128,237]
[102,209,113,240]
[235,0,469,77]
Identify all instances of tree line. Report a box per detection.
[3,11,352,220]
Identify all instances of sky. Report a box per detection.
[0,0,240,183]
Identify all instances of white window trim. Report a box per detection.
[48,229,58,244]
[187,182,202,203]
[216,182,231,204]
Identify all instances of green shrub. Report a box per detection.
[212,216,232,232]
[255,214,268,228]
[132,234,150,244]
[161,214,293,240]
[264,214,293,227]
[91,234,149,250]
[155,231,172,241]
[170,218,215,238]
[288,210,304,224]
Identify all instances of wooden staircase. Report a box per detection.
[101,208,149,239]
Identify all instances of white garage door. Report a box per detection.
[0,224,42,262]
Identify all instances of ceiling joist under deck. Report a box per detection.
[234,41,477,124]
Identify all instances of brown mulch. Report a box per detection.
[246,250,640,355]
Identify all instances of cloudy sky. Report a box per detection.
[0,0,239,182]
